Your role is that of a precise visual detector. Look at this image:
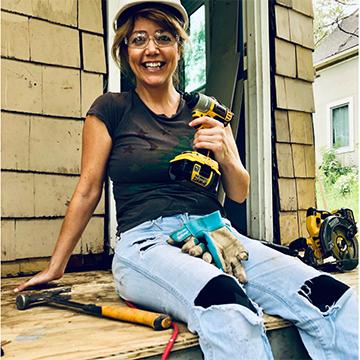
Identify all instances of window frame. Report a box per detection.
[327,97,354,154]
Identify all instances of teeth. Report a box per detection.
[144,62,162,68]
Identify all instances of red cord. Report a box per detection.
[124,300,136,308]
[161,322,179,360]
[124,300,179,359]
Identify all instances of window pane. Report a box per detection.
[184,5,206,92]
[332,104,349,148]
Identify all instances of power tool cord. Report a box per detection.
[161,322,179,360]
[124,300,178,360]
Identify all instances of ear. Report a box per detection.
[177,47,181,61]
[176,42,182,61]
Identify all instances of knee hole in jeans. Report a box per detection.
[194,275,257,314]
[298,275,349,313]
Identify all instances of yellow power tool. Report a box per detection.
[169,92,234,192]
[289,207,358,272]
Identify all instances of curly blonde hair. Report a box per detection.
[112,7,189,85]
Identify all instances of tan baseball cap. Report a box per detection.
[113,0,189,31]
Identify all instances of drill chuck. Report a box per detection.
[183,92,233,125]
[183,92,212,112]
[182,91,200,108]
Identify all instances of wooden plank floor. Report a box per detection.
[1,270,358,359]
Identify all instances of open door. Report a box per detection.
[182,0,247,234]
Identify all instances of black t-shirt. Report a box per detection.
[87,90,223,234]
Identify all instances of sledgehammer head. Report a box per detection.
[16,287,71,310]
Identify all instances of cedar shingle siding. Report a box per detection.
[273,0,316,244]
[1,0,106,276]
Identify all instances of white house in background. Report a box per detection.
[313,10,359,167]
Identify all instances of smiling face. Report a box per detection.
[126,17,180,90]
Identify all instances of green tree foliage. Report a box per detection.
[184,26,206,89]
[313,0,358,47]
[184,7,206,92]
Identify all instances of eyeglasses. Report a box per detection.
[124,30,179,49]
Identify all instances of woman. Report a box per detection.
[15,1,358,359]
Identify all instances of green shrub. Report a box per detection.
[336,172,358,196]
[319,148,353,186]
[316,148,359,221]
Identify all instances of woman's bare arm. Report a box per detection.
[15,116,112,292]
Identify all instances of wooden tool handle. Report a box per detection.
[101,306,172,330]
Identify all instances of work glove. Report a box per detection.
[167,211,248,284]
[167,233,213,264]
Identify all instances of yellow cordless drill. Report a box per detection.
[169,92,234,192]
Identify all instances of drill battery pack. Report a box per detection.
[169,151,220,192]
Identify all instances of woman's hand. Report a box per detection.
[190,116,232,165]
[190,116,250,203]
[14,266,64,293]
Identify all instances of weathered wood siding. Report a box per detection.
[273,0,316,244]
[1,0,107,276]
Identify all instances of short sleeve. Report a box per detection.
[86,92,122,138]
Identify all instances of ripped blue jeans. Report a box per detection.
[112,213,358,360]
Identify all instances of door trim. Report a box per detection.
[244,0,274,240]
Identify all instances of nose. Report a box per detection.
[145,38,159,54]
